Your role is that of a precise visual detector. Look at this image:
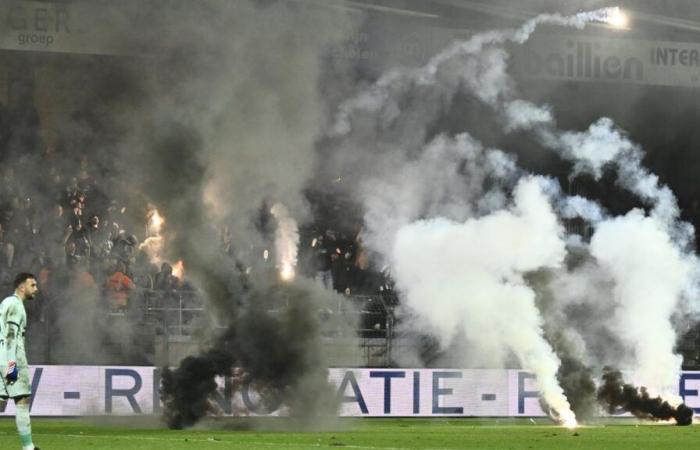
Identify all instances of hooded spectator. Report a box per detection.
[154,262,179,292]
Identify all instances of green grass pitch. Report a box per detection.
[0,418,698,449]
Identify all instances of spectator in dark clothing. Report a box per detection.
[349,246,383,296]
[66,198,83,237]
[154,262,179,292]
[314,229,336,290]
[71,221,91,259]
[131,252,156,289]
[331,242,357,295]
[85,215,107,258]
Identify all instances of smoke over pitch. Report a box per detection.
[85,0,359,428]
[598,368,694,425]
[324,5,698,424]
[392,177,576,425]
[16,0,700,426]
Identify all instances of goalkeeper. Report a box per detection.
[0,273,40,450]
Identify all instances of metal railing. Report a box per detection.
[141,289,204,336]
[30,285,700,370]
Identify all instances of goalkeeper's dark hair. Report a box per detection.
[14,272,36,289]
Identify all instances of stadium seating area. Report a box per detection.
[0,149,698,369]
[0,149,399,366]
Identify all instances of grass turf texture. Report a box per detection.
[0,418,698,449]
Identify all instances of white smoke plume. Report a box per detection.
[392,176,575,426]
[537,119,686,236]
[332,7,621,136]
[327,5,699,421]
[590,210,693,396]
[361,132,519,257]
[270,202,300,281]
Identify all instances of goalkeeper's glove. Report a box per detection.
[5,361,17,385]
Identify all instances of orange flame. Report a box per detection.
[172,260,185,280]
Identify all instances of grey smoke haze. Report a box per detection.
[9,0,359,428]
[4,0,700,426]
[321,4,700,422]
[116,1,359,427]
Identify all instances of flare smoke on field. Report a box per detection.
[105,0,358,429]
[392,176,576,426]
[160,278,348,428]
[597,368,694,426]
[589,212,692,394]
[161,334,236,429]
[11,0,700,428]
[326,4,699,425]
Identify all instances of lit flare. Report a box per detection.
[604,7,629,29]
[172,260,185,280]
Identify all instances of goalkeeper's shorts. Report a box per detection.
[0,365,31,399]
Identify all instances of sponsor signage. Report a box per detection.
[1,366,699,417]
[512,34,700,88]
[0,1,133,56]
[4,1,700,90]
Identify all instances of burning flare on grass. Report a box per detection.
[563,416,578,429]
[270,203,299,282]
[597,368,694,426]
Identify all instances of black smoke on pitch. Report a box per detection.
[110,1,356,429]
[597,368,693,426]
[159,278,344,429]
[160,330,236,429]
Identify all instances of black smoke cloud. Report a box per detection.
[597,368,694,426]
[160,332,236,429]
[22,0,359,428]
[113,1,359,429]
[160,278,347,428]
[0,0,359,428]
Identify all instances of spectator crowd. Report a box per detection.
[0,149,396,322]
